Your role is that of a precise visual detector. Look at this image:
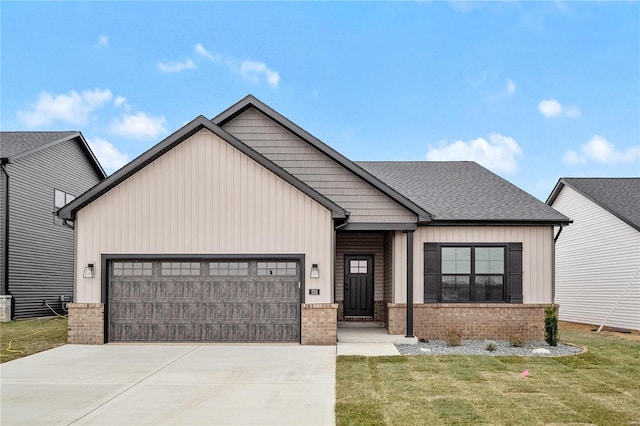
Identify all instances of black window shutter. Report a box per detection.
[508,243,523,303]
[424,243,438,303]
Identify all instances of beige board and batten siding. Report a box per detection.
[392,226,554,304]
[552,185,640,331]
[221,107,417,223]
[75,129,333,304]
[335,233,385,301]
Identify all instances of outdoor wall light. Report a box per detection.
[310,264,320,278]
[83,263,95,278]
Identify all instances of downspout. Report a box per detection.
[552,225,563,303]
[1,159,14,320]
[405,230,414,338]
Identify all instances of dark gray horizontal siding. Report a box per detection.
[7,138,103,318]
[0,170,5,293]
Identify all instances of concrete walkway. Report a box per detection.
[336,327,417,356]
[0,344,336,425]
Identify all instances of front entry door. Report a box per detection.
[344,255,374,317]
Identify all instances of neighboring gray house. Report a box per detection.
[1,132,106,320]
[547,178,640,332]
[58,95,570,345]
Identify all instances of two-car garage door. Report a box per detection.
[108,259,301,342]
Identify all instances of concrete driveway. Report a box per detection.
[0,344,336,425]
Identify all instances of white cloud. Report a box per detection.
[194,43,219,61]
[562,149,586,165]
[538,98,581,118]
[97,35,109,48]
[506,79,517,95]
[157,58,196,73]
[110,112,167,139]
[113,96,128,108]
[17,88,113,126]
[87,137,129,174]
[426,133,523,173]
[563,135,640,165]
[239,60,280,88]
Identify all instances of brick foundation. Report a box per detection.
[68,303,104,344]
[388,303,555,341]
[0,295,11,322]
[301,303,338,345]
[337,300,386,323]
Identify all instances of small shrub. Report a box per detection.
[544,306,559,346]
[444,327,463,346]
[508,335,525,347]
[485,340,497,352]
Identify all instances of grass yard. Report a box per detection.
[0,317,67,363]
[336,328,640,425]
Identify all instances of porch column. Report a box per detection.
[405,230,414,337]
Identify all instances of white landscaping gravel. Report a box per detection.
[395,339,584,357]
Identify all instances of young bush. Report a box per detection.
[444,328,463,346]
[485,340,497,352]
[544,306,559,346]
[508,335,525,347]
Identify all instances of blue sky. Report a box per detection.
[2,1,638,201]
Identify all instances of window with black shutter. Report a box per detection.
[424,243,523,303]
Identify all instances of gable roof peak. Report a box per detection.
[213,95,433,222]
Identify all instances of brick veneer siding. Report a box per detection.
[0,296,11,322]
[68,303,104,344]
[337,300,385,323]
[301,303,338,345]
[387,303,555,341]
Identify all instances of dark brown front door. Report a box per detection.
[344,255,374,317]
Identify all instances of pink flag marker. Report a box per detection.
[521,369,530,378]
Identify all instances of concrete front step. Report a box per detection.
[337,327,418,345]
[337,321,385,328]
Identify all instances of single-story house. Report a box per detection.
[1,131,106,321]
[547,178,640,332]
[58,95,570,344]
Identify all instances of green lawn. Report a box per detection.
[0,317,67,363]
[336,329,640,425]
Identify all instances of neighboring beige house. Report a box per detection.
[547,178,640,332]
[59,95,570,345]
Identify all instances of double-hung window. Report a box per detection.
[441,246,505,302]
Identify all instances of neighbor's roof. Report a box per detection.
[0,131,106,178]
[1,131,78,158]
[547,178,640,231]
[357,161,571,224]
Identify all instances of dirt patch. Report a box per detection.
[560,320,640,341]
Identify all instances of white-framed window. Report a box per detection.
[54,189,75,225]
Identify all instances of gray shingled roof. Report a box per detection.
[549,178,640,231]
[357,161,570,223]
[1,131,78,158]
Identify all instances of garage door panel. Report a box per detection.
[109,259,301,342]
[110,302,155,320]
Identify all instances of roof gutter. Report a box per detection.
[1,158,15,320]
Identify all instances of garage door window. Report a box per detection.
[161,262,200,276]
[257,262,297,276]
[113,262,152,276]
[209,262,249,276]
